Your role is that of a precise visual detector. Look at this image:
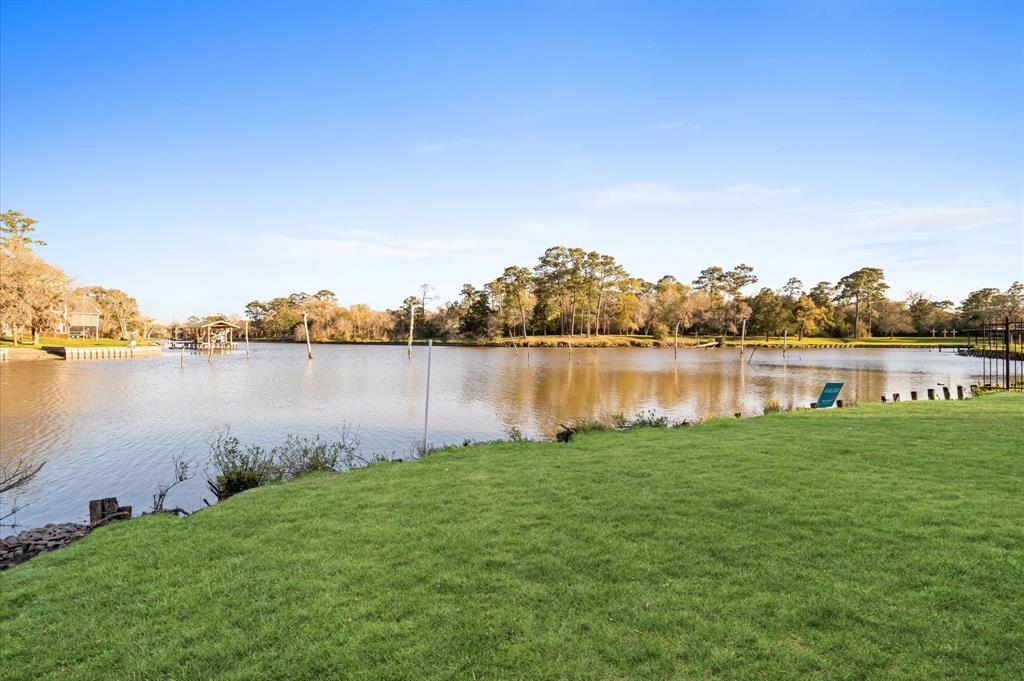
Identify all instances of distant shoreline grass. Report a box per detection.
[2,394,1021,679]
[249,334,970,349]
[0,335,149,349]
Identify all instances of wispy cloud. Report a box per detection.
[841,202,1017,233]
[586,181,801,207]
[243,228,518,261]
[833,199,1020,271]
[647,121,702,131]
[411,137,489,154]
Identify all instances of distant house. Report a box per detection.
[67,303,102,339]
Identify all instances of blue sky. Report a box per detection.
[2,0,1021,320]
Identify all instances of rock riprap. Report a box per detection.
[0,523,89,570]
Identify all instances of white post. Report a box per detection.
[740,318,747,356]
[783,329,788,357]
[180,345,184,367]
[244,319,250,358]
[421,338,432,455]
[407,301,417,359]
[303,312,313,359]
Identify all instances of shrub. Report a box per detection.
[650,321,670,340]
[625,409,670,428]
[568,417,612,434]
[273,428,360,480]
[206,433,277,501]
[505,427,529,442]
[763,399,784,414]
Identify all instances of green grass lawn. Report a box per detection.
[719,335,967,347]
[0,335,140,348]
[2,395,1022,680]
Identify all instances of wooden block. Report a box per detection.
[88,497,119,524]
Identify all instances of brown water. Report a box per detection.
[0,343,979,531]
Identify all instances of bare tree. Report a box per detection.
[0,457,45,529]
[151,451,194,515]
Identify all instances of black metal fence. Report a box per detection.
[963,317,1024,391]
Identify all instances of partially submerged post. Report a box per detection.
[740,318,747,356]
[957,385,965,400]
[942,386,951,400]
[893,393,900,402]
[910,391,918,400]
[407,300,417,359]
[302,312,313,360]
[927,388,936,400]
[244,319,250,358]
[421,339,432,455]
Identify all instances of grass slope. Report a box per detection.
[2,395,1022,680]
[0,336,140,348]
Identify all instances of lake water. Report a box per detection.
[1,343,979,532]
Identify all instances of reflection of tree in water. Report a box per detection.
[474,348,928,437]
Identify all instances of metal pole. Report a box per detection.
[422,339,432,455]
[1005,316,1011,390]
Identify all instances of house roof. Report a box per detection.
[189,319,240,330]
[69,305,102,316]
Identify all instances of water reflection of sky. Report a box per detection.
[1,345,980,531]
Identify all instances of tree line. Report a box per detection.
[0,211,157,343]
[3,213,1018,345]
[241,245,1023,343]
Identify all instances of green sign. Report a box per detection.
[816,382,844,408]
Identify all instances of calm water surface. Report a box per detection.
[1,343,978,531]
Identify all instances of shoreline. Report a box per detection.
[241,336,971,350]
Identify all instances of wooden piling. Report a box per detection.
[244,319,250,358]
[942,386,951,400]
[910,391,918,400]
[881,395,887,403]
[303,312,313,360]
[957,385,965,400]
[88,497,130,524]
[836,399,844,408]
[927,388,935,400]
[810,402,817,409]
[893,393,900,402]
